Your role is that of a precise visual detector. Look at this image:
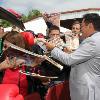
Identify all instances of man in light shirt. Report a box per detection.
[42,13,100,100]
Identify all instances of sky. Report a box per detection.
[0,0,100,14]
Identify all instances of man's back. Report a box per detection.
[70,32,100,100]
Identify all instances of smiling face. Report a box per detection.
[72,23,81,34]
[81,19,95,39]
[81,19,88,39]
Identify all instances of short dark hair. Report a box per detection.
[83,13,100,31]
[49,25,60,33]
[72,21,80,26]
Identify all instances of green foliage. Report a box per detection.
[21,14,28,22]
[22,9,42,22]
[0,19,12,28]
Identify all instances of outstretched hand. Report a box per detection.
[36,38,56,50]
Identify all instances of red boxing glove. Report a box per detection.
[20,32,34,46]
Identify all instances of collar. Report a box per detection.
[89,31,98,37]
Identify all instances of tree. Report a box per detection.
[22,9,42,22]
[0,19,12,28]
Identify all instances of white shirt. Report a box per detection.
[51,32,100,100]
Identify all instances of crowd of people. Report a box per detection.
[0,12,100,100]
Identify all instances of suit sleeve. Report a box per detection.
[51,39,96,66]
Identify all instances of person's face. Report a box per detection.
[2,40,10,52]
[0,26,4,34]
[72,23,81,34]
[81,19,90,39]
[49,30,60,39]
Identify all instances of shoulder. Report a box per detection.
[82,32,100,44]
